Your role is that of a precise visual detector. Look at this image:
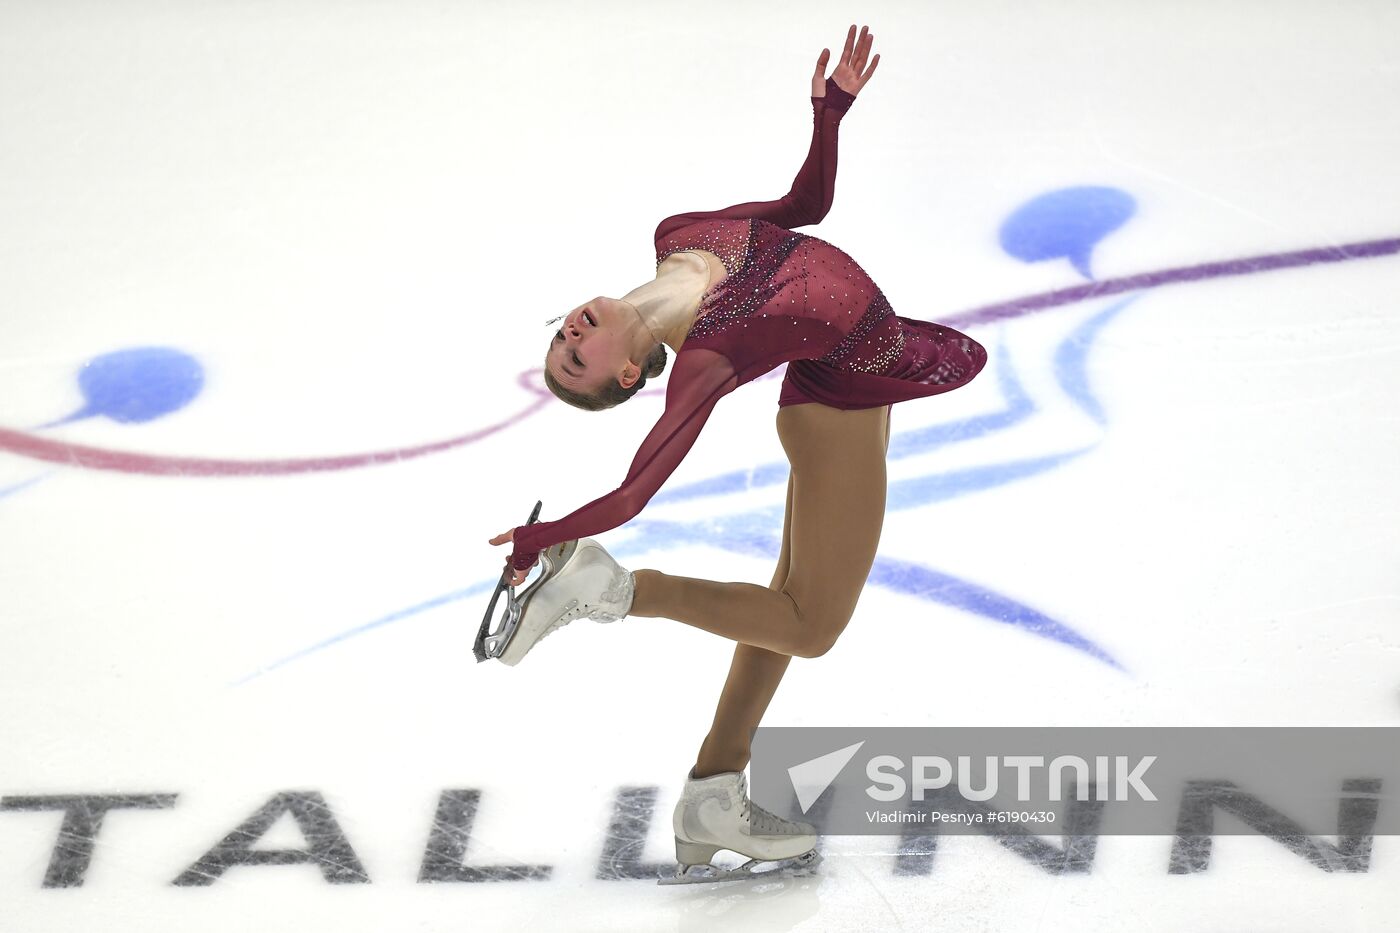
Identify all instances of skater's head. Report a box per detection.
[543,297,668,411]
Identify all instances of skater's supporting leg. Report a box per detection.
[694,646,791,777]
[692,406,890,777]
[694,472,797,777]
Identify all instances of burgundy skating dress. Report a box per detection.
[509,78,987,573]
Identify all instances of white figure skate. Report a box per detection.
[476,531,634,666]
[658,768,822,885]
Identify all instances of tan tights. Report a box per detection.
[629,401,892,778]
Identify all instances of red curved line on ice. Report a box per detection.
[0,370,552,476]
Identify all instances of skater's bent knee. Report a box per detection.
[792,629,840,659]
[780,593,843,658]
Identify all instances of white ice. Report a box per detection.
[1,1,1397,931]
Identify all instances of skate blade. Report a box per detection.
[473,500,545,663]
[656,849,821,886]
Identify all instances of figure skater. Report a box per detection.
[485,24,987,883]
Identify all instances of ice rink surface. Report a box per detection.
[1,1,1398,930]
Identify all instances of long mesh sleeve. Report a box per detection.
[653,77,856,241]
[508,347,739,572]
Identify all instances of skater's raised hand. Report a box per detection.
[812,23,880,98]
[488,527,532,587]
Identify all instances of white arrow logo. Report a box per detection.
[787,741,866,813]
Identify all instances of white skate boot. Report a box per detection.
[659,768,821,885]
[492,537,634,666]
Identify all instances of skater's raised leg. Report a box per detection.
[631,401,889,659]
[491,403,888,666]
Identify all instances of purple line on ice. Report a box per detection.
[943,235,1400,328]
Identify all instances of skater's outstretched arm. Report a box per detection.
[653,25,880,240]
[501,348,738,577]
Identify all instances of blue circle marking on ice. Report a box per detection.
[45,346,205,428]
[998,186,1136,280]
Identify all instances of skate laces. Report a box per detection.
[535,618,568,645]
[736,774,792,835]
[532,600,581,649]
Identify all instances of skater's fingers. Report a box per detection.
[811,48,831,97]
[839,23,857,68]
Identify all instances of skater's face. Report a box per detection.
[547,297,641,395]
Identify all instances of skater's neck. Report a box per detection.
[621,251,723,353]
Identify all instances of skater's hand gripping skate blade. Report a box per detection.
[488,528,532,587]
[474,500,543,663]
